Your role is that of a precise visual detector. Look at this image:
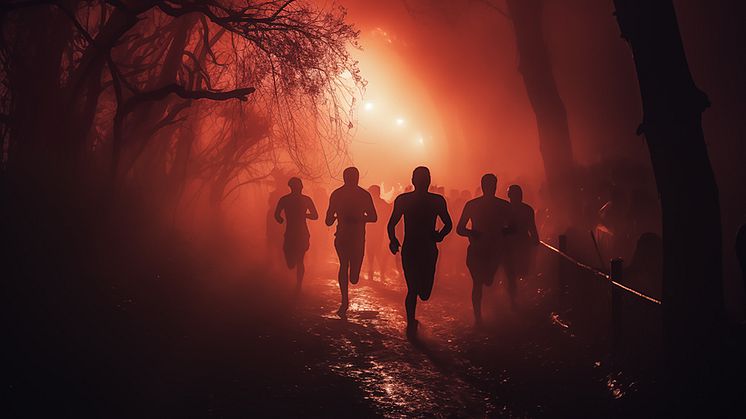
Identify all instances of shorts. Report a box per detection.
[334,234,365,264]
[283,233,310,268]
[466,244,501,286]
[401,243,438,300]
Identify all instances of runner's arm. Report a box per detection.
[364,193,378,223]
[306,196,319,220]
[325,193,337,226]
[436,196,453,242]
[456,202,473,237]
[274,197,285,224]
[387,197,403,254]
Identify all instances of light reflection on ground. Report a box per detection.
[304,264,526,416]
[291,255,653,417]
[307,266,499,417]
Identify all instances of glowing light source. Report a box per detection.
[364,101,374,111]
[395,117,405,126]
[417,136,424,145]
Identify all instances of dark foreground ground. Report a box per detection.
[7,230,693,419]
[5,198,746,419]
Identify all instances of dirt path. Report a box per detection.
[6,247,654,418]
[288,259,635,417]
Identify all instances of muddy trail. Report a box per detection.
[6,245,659,418]
[288,258,653,418]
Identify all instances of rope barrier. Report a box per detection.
[540,240,662,306]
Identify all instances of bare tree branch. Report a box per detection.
[120,84,256,116]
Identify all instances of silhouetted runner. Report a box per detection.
[275,177,319,288]
[508,185,539,270]
[326,167,377,316]
[457,174,512,324]
[505,184,539,308]
[388,166,452,336]
[274,177,318,289]
[367,185,391,281]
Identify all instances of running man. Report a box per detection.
[505,184,539,305]
[326,167,377,316]
[274,177,319,289]
[457,174,513,324]
[388,166,452,336]
[366,184,392,281]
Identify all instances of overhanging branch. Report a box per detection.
[120,84,256,115]
[112,83,256,178]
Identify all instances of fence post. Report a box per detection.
[610,258,624,354]
[558,234,568,299]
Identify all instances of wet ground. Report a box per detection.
[262,255,655,418]
[6,246,660,418]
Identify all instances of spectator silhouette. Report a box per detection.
[367,185,391,281]
[388,166,452,336]
[274,177,318,289]
[457,174,512,324]
[326,167,377,316]
[505,184,539,308]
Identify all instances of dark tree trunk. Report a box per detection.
[506,0,576,205]
[124,14,198,184]
[66,8,137,170]
[613,0,723,411]
[7,5,135,193]
[7,6,73,182]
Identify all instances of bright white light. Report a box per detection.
[417,137,424,144]
[364,102,374,111]
[395,117,405,126]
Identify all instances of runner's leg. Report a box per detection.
[504,251,518,310]
[418,246,438,300]
[335,239,350,314]
[405,289,418,332]
[366,241,375,280]
[349,237,364,285]
[466,246,484,323]
[401,245,418,332]
[472,280,483,324]
[283,237,296,269]
[296,252,305,288]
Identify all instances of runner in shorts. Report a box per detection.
[457,174,512,325]
[274,177,318,289]
[388,167,452,336]
[326,167,377,316]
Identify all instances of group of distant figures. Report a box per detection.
[273,166,539,334]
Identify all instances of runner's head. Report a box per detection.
[368,184,381,198]
[412,166,431,191]
[508,184,523,203]
[481,174,497,197]
[343,167,359,186]
[288,177,303,193]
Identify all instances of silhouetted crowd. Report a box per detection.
[268,162,746,333]
[271,166,539,334]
